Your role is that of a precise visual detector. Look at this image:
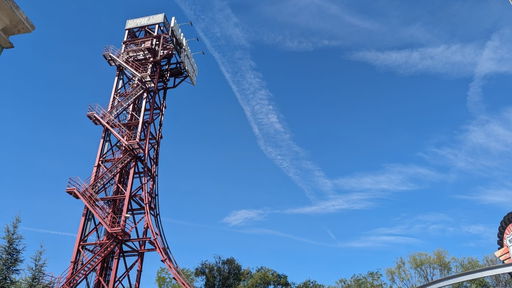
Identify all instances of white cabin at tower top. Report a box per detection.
[124,13,198,85]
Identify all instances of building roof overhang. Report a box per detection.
[0,0,34,49]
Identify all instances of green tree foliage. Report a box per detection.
[195,256,250,288]
[156,267,196,288]
[0,217,50,288]
[240,267,292,288]
[0,216,24,288]
[451,256,488,288]
[157,250,512,288]
[20,246,51,288]
[159,260,294,288]
[334,271,388,288]
[295,279,325,288]
[386,250,452,288]
[482,255,512,287]
[386,249,502,288]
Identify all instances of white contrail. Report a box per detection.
[22,226,75,237]
[175,0,442,223]
[174,0,334,200]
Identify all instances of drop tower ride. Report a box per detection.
[56,14,196,288]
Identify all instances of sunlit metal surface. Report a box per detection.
[418,263,512,288]
[170,16,198,85]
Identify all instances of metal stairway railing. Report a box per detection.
[103,46,149,77]
[59,238,118,288]
[86,83,146,146]
[87,104,133,142]
[67,177,123,234]
[66,153,133,233]
[85,153,132,194]
[108,84,145,119]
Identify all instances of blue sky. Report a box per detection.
[3,0,512,286]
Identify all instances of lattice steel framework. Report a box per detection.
[55,14,196,288]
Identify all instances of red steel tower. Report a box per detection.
[56,14,197,288]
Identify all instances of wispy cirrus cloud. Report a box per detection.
[238,227,419,248]
[334,164,441,192]
[352,29,512,115]
[222,163,441,226]
[171,213,492,249]
[250,0,379,51]
[467,29,512,115]
[263,0,379,31]
[343,235,420,248]
[369,213,457,236]
[233,212,492,248]
[429,108,512,174]
[236,228,338,248]
[222,209,268,226]
[177,0,447,212]
[346,213,493,248]
[234,227,420,248]
[351,44,481,77]
[223,164,441,226]
[163,216,339,248]
[283,193,377,215]
[423,106,512,208]
[176,0,512,233]
[351,28,512,79]
[258,32,343,52]
[223,192,377,226]
[247,1,512,52]
[351,29,512,203]
[176,0,337,201]
[457,184,512,207]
